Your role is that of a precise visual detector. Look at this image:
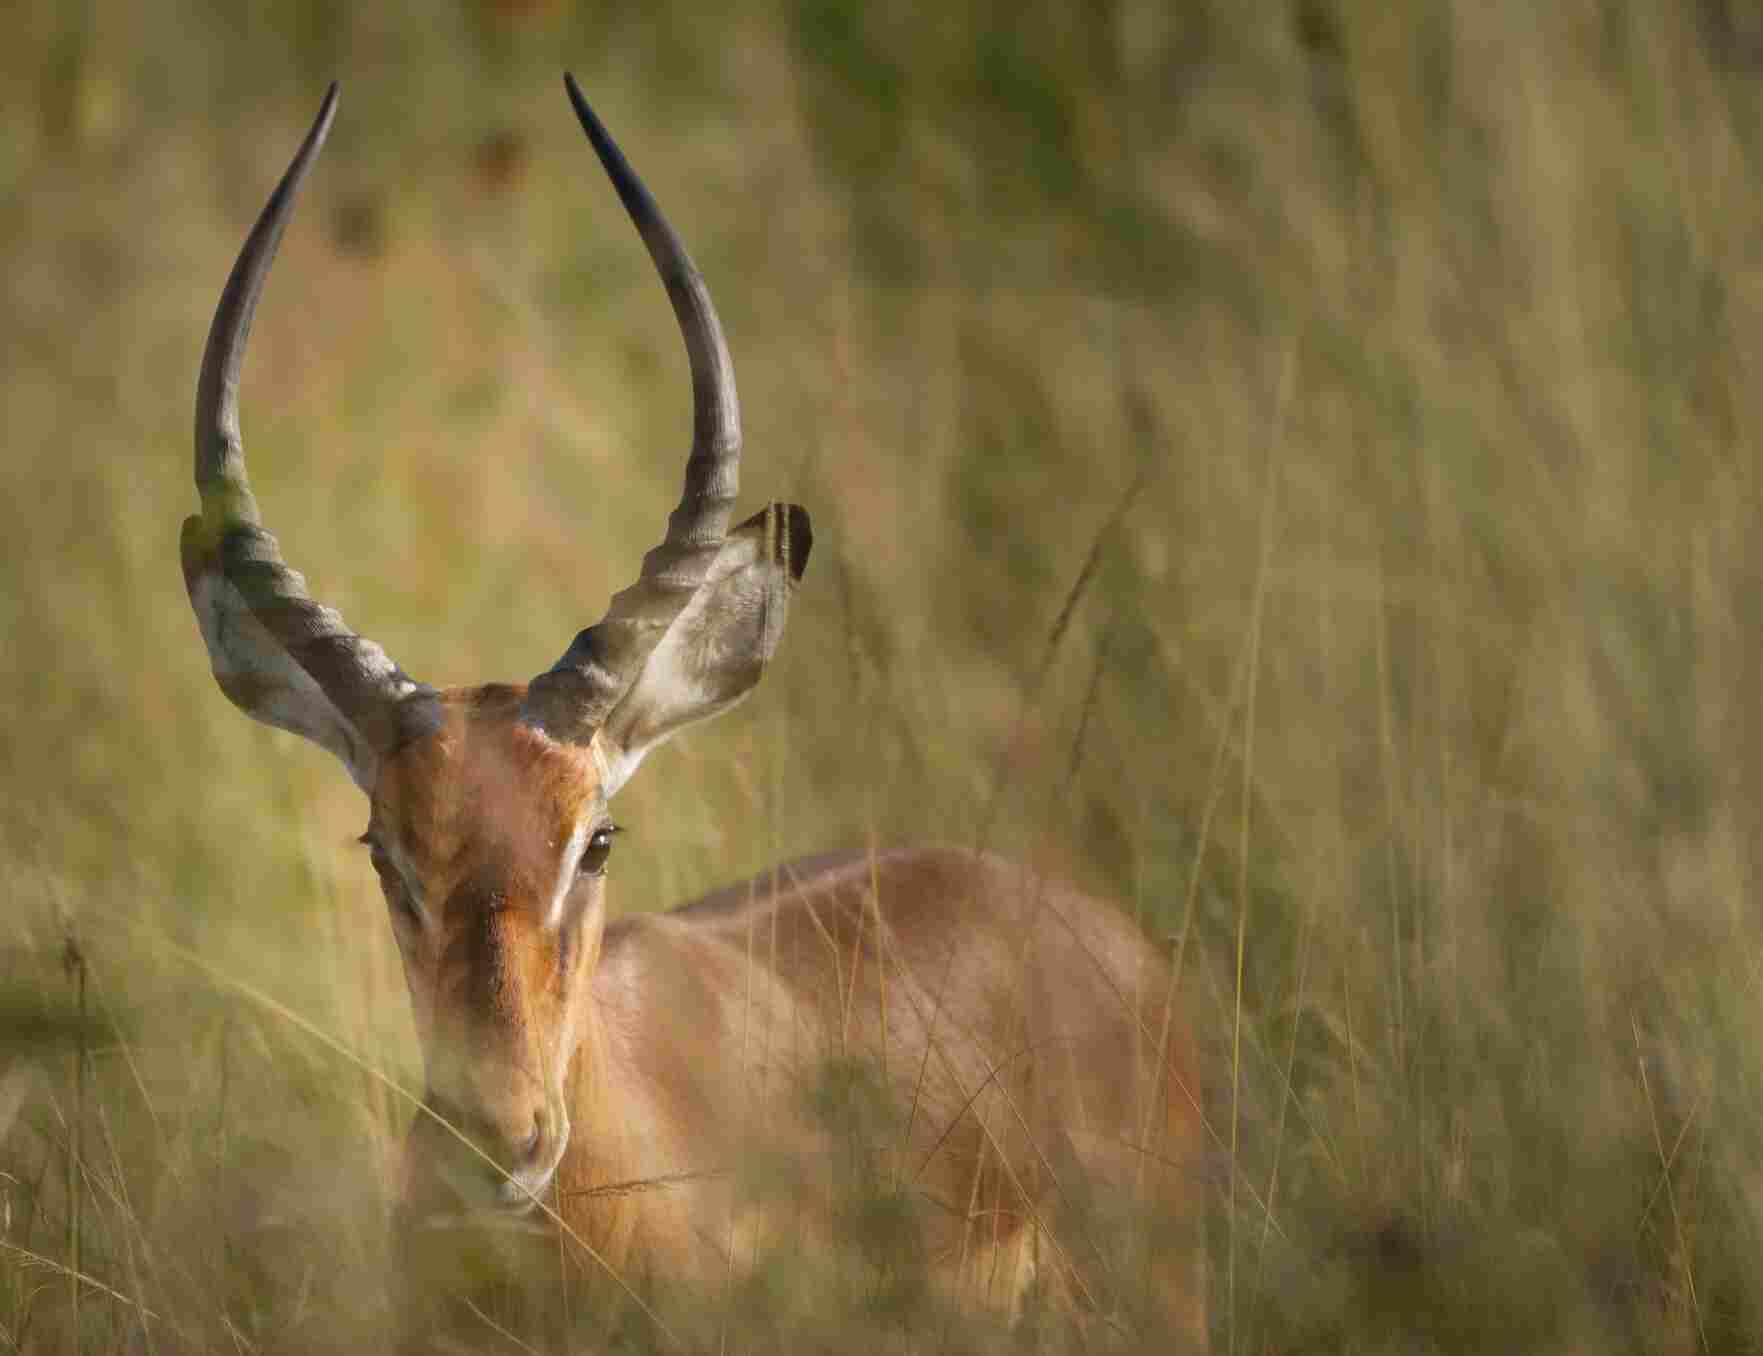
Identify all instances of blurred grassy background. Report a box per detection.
[6,0,1763,1349]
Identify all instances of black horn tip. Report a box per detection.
[562,72,596,127]
[289,84,341,172]
[562,71,642,204]
[192,78,344,493]
[312,81,341,137]
[562,71,596,134]
[249,81,341,232]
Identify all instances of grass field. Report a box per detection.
[5,0,1763,1349]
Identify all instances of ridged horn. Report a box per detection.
[182,84,430,790]
[519,73,742,742]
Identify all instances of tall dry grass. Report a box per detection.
[4,0,1763,1349]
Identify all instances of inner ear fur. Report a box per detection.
[595,503,810,795]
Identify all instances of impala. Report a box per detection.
[182,77,1205,1341]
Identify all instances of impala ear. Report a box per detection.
[593,503,810,797]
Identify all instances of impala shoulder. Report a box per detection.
[664,848,890,926]
[857,844,1070,916]
[650,846,1063,938]
[886,843,1040,888]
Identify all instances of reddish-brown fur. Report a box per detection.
[376,687,1206,1339]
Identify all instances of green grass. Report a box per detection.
[5,0,1763,1348]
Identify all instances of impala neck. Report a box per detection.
[551,969,646,1264]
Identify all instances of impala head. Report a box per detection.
[182,78,810,1214]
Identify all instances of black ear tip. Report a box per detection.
[778,503,811,581]
[732,502,812,580]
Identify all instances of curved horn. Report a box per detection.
[520,73,742,742]
[182,85,430,790]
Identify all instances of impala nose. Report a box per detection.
[495,1106,564,1210]
[511,1116,543,1166]
[480,1100,550,1174]
[415,1091,560,1209]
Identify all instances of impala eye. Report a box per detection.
[361,835,420,924]
[580,824,619,877]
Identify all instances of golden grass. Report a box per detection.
[5,0,1763,1348]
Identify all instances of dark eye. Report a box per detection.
[363,839,420,923]
[366,843,395,884]
[580,824,619,877]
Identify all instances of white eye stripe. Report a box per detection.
[546,822,590,932]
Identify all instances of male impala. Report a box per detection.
[182,77,1204,1341]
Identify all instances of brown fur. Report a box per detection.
[377,687,1205,1339]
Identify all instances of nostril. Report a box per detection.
[514,1115,544,1165]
